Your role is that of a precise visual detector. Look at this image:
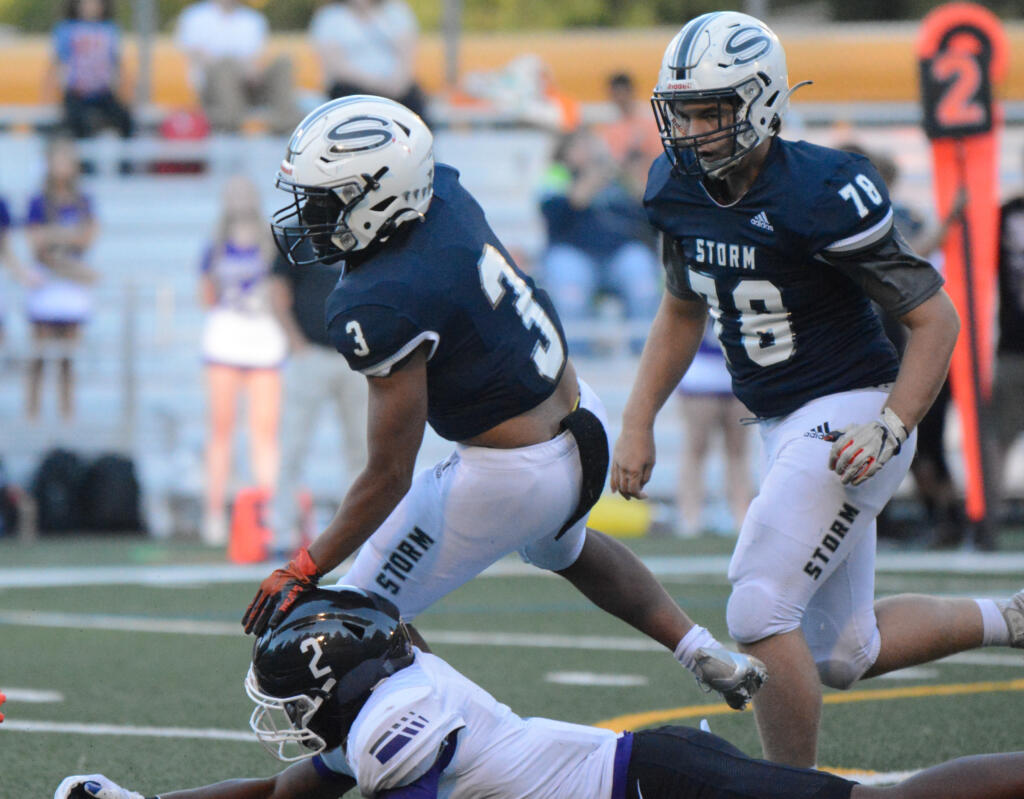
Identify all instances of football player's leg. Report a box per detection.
[803,526,881,690]
[725,444,877,764]
[865,590,998,678]
[850,753,1024,799]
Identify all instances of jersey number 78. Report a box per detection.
[688,271,795,367]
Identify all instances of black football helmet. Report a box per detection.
[246,585,415,761]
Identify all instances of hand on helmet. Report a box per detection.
[53,775,144,799]
[828,407,907,486]
[242,547,323,636]
[692,647,767,711]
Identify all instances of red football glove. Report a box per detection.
[242,547,323,636]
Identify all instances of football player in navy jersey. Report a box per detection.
[55,587,1024,799]
[611,12,1024,767]
[239,95,767,710]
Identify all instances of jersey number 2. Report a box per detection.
[478,244,563,380]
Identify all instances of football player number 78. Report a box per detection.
[477,244,564,380]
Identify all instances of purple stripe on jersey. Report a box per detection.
[611,732,634,799]
[376,733,414,764]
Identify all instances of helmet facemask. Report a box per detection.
[271,166,395,266]
[652,76,766,180]
[246,665,335,761]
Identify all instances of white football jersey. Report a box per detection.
[317,650,621,799]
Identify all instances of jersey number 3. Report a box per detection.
[478,244,563,380]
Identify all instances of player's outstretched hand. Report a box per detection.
[54,775,144,799]
[610,425,656,500]
[828,407,907,486]
[692,648,767,711]
[242,546,323,636]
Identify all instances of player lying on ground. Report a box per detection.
[240,94,764,710]
[56,587,1024,799]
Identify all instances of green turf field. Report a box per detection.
[1,535,1022,797]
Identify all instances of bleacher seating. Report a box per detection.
[2,121,1023,538]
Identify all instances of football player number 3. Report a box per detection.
[477,244,563,380]
[689,272,795,367]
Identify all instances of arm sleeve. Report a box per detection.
[661,233,701,301]
[817,226,945,318]
[327,303,439,377]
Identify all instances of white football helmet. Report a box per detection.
[652,12,807,178]
[272,95,434,265]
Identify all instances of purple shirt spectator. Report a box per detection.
[53,19,120,97]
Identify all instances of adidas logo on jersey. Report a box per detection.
[805,422,835,440]
[750,211,774,232]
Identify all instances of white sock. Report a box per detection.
[976,598,1010,647]
[673,625,721,671]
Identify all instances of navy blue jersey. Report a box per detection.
[326,164,567,441]
[645,138,933,419]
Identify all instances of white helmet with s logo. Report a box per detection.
[272,95,434,265]
[652,12,808,178]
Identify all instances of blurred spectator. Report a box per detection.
[538,128,659,353]
[174,0,299,135]
[309,0,428,121]
[674,321,753,538]
[595,72,662,172]
[47,0,134,143]
[992,174,1024,529]
[0,195,32,347]
[268,240,367,555]
[199,175,287,545]
[460,53,579,132]
[24,137,98,421]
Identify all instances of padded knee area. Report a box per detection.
[726,581,802,644]
[803,606,880,690]
[814,657,870,690]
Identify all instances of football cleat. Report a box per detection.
[997,589,1024,648]
[693,647,767,710]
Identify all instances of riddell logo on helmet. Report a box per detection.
[663,80,695,90]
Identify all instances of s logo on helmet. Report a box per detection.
[325,115,394,155]
[724,26,771,66]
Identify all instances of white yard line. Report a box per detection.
[1,550,1022,589]
[0,719,253,741]
[0,610,1019,668]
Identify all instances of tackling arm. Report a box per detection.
[243,343,429,635]
[307,343,429,572]
[611,290,708,499]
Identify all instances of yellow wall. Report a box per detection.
[3,26,1023,107]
